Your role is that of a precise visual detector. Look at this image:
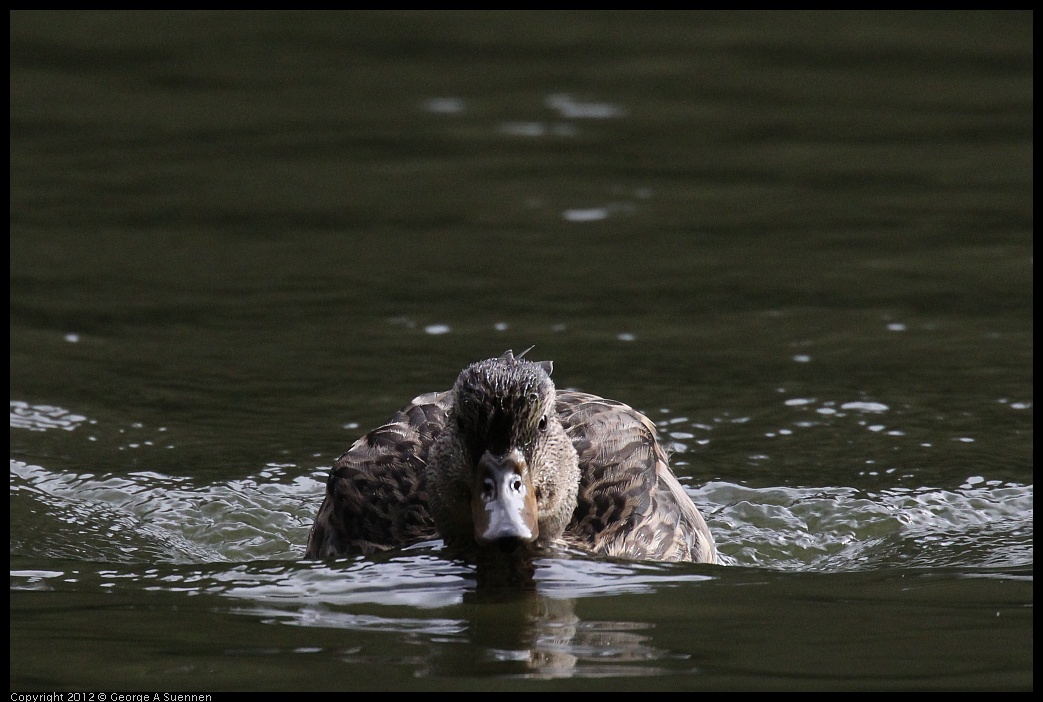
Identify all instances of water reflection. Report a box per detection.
[7,553,704,678]
[228,560,689,679]
[437,593,676,679]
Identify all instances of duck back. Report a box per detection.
[305,391,447,558]
[556,391,718,564]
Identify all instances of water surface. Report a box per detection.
[10,11,1032,690]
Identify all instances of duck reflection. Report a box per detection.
[425,576,679,678]
[292,550,703,679]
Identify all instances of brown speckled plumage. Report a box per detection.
[306,352,718,564]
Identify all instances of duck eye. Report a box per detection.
[538,415,548,432]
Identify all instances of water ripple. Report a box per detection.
[9,459,1032,575]
[697,481,1032,571]
[10,401,88,432]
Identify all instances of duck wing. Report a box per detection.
[556,391,718,563]
[305,391,449,558]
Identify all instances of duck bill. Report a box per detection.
[472,448,539,550]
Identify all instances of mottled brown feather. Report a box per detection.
[305,391,448,558]
[305,366,717,564]
[556,392,717,563]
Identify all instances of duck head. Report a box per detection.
[426,351,580,555]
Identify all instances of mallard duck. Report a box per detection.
[306,351,718,564]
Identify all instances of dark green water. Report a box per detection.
[10,11,1032,690]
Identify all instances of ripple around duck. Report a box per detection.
[9,459,320,564]
[8,459,1033,679]
[10,453,1032,577]
[694,480,1033,572]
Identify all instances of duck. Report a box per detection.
[306,350,718,564]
